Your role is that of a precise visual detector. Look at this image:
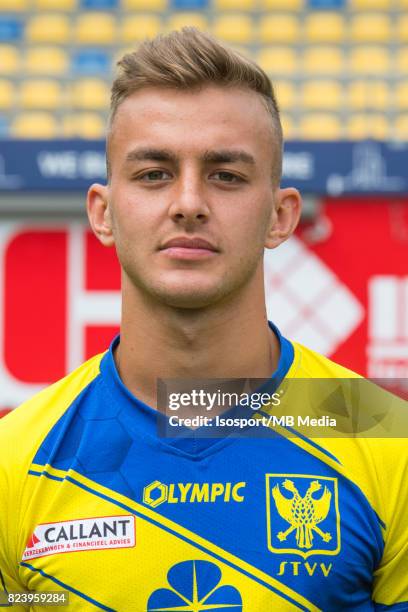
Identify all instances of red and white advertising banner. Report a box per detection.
[1,197,407,413]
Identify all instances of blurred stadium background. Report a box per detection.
[0,0,407,413]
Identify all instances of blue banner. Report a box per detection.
[0,139,407,195]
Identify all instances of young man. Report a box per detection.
[0,29,407,611]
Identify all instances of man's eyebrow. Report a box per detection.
[202,150,255,165]
[125,148,177,163]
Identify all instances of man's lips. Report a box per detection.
[159,237,219,259]
[159,237,218,251]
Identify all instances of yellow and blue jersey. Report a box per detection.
[0,324,407,611]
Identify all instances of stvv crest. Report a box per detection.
[266,474,341,558]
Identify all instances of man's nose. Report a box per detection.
[168,172,210,225]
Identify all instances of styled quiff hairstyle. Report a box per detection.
[107,27,283,183]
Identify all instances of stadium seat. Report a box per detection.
[71,78,110,109]
[167,12,209,32]
[212,14,254,44]
[62,112,106,138]
[213,0,255,9]
[347,113,389,139]
[348,80,390,111]
[273,80,296,110]
[0,114,8,137]
[121,15,162,43]
[0,45,19,74]
[0,79,14,110]
[25,47,69,75]
[280,113,295,139]
[397,48,408,74]
[121,0,167,10]
[302,46,344,75]
[81,0,118,8]
[26,15,70,44]
[396,82,408,109]
[256,47,297,75]
[20,79,63,110]
[34,0,77,8]
[259,15,300,44]
[172,0,207,7]
[260,0,303,9]
[304,13,345,44]
[299,113,342,139]
[0,19,23,43]
[397,16,408,43]
[308,0,344,7]
[75,13,116,45]
[301,80,343,111]
[350,14,392,43]
[11,112,58,138]
[0,0,28,10]
[395,114,408,138]
[349,46,390,75]
[349,0,391,9]
[72,49,111,75]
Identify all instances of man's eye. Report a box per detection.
[139,170,171,181]
[212,172,242,183]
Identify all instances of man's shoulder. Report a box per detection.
[290,340,362,379]
[0,352,104,470]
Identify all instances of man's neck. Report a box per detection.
[114,279,280,410]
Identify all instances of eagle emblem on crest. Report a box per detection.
[266,474,341,558]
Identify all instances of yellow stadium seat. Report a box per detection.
[20,79,63,110]
[350,14,392,43]
[349,46,390,75]
[280,113,296,139]
[348,80,390,111]
[261,0,303,9]
[0,80,14,110]
[259,15,300,44]
[34,0,77,9]
[299,113,342,140]
[62,113,106,138]
[0,0,28,10]
[25,47,69,75]
[167,13,209,32]
[395,114,408,138]
[257,47,297,75]
[397,48,408,73]
[396,0,408,7]
[121,15,162,43]
[75,13,116,45]
[305,13,345,44]
[122,0,167,10]
[213,0,255,9]
[71,78,110,110]
[212,14,254,44]
[349,0,391,9]
[26,15,70,44]
[0,45,19,75]
[302,46,344,75]
[11,112,58,138]
[397,16,408,42]
[273,80,296,110]
[396,82,408,109]
[301,80,342,111]
[347,114,389,139]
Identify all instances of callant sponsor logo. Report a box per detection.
[22,515,135,560]
[143,481,246,508]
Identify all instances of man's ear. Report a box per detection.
[265,187,302,250]
[86,183,115,247]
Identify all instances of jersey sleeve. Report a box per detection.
[0,413,30,611]
[372,436,408,609]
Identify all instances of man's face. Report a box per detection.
[96,85,293,309]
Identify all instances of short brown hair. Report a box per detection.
[107,27,283,182]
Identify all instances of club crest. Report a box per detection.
[266,474,341,558]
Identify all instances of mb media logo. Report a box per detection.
[143,481,246,508]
